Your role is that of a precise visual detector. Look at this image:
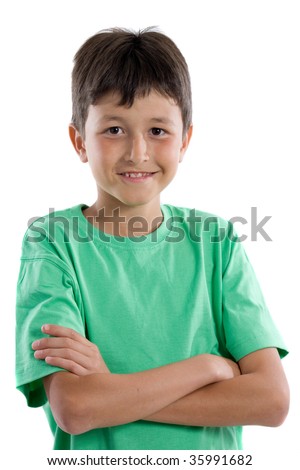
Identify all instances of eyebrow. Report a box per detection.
[100,115,176,126]
[100,115,126,123]
[149,117,176,126]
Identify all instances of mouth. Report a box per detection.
[117,171,158,182]
[118,172,156,178]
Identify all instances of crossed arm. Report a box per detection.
[32,325,290,435]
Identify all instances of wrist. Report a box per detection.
[195,354,235,385]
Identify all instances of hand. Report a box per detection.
[32,324,110,375]
[198,354,241,383]
[222,357,241,379]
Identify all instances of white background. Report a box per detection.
[1,1,299,468]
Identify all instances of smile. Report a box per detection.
[119,172,155,178]
[117,171,157,183]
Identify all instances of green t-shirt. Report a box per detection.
[15,204,288,450]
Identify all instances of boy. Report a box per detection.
[16,27,289,450]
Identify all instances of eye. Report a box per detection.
[150,128,166,136]
[106,127,122,135]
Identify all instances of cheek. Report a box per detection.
[85,141,115,171]
[85,138,105,157]
[156,141,182,166]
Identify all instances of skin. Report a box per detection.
[69,91,192,236]
[33,91,290,434]
[35,325,241,434]
[34,326,289,434]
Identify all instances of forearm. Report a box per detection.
[45,354,234,434]
[145,350,290,428]
[145,374,270,426]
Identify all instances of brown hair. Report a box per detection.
[71,27,192,136]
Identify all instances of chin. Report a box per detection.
[116,193,157,208]
[120,199,153,208]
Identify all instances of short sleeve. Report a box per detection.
[15,258,85,407]
[222,237,288,361]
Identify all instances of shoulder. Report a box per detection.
[163,204,235,238]
[25,205,83,235]
[24,204,85,240]
[21,204,85,262]
[163,204,239,271]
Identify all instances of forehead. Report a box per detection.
[86,91,183,127]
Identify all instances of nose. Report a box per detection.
[125,135,149,163]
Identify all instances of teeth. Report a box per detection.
[123,172,150,178]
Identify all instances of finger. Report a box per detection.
[32,337,95,357]
[41,324,90,346]
[34,347,97,371]
[44,356,88,376]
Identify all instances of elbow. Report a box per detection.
[47,373,124,434]
[53,394,87,435]
[264,385,290,427]
[53,387,111,434]
[269,396,290,428]
[59,400,114,434]
[57,412,83,436]
[55,395,95,435]
[49,379,94,436]
[45,373,111,435]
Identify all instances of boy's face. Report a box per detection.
[70,91,192,212]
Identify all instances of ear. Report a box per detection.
[69,124,88,163]
[179,125,193,162]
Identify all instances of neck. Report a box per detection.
[83,196,164,238]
